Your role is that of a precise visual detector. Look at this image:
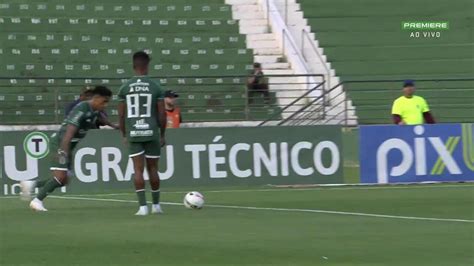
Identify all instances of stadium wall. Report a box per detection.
[0,126,343,195]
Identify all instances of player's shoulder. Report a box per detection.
[118,78,133,91]
[393,96,405,103]
[74,101,89,111]
[146,77,161,87]
[413,95,426,101]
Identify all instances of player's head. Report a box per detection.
[133,51,151,75]
[402,80,416,97]
[89,85,112,111]
[253,62,262,71]
[164,90,179,106]
[79,86,94,101]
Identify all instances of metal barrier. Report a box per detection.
[0,74,325,125]
[260,77,474,126]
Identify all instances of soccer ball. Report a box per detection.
[183,191,205,209]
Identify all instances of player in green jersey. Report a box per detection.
[118,51,167,216]
[20,86,112,211]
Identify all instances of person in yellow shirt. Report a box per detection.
[391,80,436,125]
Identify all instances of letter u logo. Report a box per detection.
[462,123,474,171]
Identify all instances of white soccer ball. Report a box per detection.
[183,191,205,209]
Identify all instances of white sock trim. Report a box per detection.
[53,176,63,185]
[135,189,145,192]
[145,155,160,159]
[50,167,68,171]
[151,189,160,192]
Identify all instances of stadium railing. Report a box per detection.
[259,77,474,126]
[0,74,325,125]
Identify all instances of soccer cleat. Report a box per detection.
[20,180,37,201]
[29,198,48,212]
[135,206,149,216]
[151,204,164,214]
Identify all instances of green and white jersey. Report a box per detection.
[51,101,99,144]
[118,76,164,142]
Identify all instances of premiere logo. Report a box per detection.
[401,21,449,38]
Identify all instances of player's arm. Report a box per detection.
[420,98,436,124]
[99,112,119,129]
[59,124,78,159]
[157,99,166,147]
[423,112,435,124]
[117,86,127,138]
[391,100,404,125]
[118,102,126,138]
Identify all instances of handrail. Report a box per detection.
[301,29,331,91]
[281,29,312,76]
[265,77,474,126]
[0,74,325,80]
[277,88,327,125]
[258,80,325,126]
[281,29,318,92]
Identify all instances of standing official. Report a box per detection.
[164,90,182,128]
[391,80,435,125]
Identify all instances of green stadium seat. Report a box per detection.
[0,0,284,124]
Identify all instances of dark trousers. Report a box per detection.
[247,83,270,104]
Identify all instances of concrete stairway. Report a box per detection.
[226,0,308,116]
[272,0,357,125]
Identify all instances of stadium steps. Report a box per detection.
[226,0,314,120]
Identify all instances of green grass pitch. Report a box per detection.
[1,184,473,266]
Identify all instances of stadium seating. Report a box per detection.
[298,0,474,124]
[0,1,281,124]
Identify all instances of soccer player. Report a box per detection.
[66,86,119,129]
[118,51,166,216]
[20,86,112,211]
[391,80,436,125]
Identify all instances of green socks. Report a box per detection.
[36,177,62,200]
[136,189,160,206]
[136,190,147,206]
[151,189,160,204]
[36,180,48,188]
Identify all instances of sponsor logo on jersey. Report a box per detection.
[133,119,150,130]
[129,79,150,93]
[130,130,153,137]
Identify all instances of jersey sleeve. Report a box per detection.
[65,104,86,126]
[117,84,127,102]
[420,97,430,112]
[391,99,402,115]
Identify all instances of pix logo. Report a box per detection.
[376,124,474,183]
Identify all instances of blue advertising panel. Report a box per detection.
[360,124,474,184]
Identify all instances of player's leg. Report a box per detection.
[23,141,73,211]
[129,142,148,215]
[29,170,68,211]
[144,140,163,214]
[146,158,162,213]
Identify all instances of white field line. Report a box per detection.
[1,184,473,199]
[55,184,474,197]
[47,195,474,223]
